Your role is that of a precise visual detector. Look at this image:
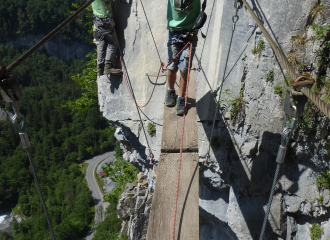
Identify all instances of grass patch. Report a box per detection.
[298,99,313,130]
[292,33,307,48]
[103,156,139,203]
[311,23,330,43]
[219,87,247,122]
[147,122,156,137]
[297,63,307,73]
[242,54,247,61]
[274,84,282,95]
[316,171,330,189]
[265,69,274,82]
[310,0,325,23]
[317,195,324,205]
[252,39,265,54]
[287,51,299,66]
[309,223,323,240]
[79,163,89,175]
[274,73,291,99]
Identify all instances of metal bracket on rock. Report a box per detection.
[289,75,315,96]
[234,0,243,9]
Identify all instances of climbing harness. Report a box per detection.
[259,106,298,240]
[171,34,194,240]
[206,0,242,161]
[0,79,57,240]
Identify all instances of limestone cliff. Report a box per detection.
[98,0,330,239]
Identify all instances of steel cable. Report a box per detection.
[241,0,330,119]
[259,125,292,240]
[5,107,57,240]
[206,6,240,159]
[139,0,163,64]
[7,0,95,74]
[258,163,281,240]
[25,149,57,240]
[198,0,216,68]
[300,87,330,119]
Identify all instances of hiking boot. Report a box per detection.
[176,96,187,115]
[104,64,122,75]
[164,89,176,107]
[94,64,104,76]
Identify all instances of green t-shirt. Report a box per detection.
[167,0,201,30]
[92,0,112,18]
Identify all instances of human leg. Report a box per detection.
[176,34,197,115]
[103,21,122,75]
[94,19,108,76]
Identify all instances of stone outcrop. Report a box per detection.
[117,172,153,240]
[98,0,330,239]
[4,34,93,64]
[0,212,24,236]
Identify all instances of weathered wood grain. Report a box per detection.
[146,153,199,240]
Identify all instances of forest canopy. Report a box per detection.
[0,0,92,43]
[0,45,115,239]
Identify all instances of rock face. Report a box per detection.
[4,34,93,64]
[0,212,24,235]
[98,0,330,239]
[117,172,153,240]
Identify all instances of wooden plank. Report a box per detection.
[146,153,199,240]
[161,70,198,153]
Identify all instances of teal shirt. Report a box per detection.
[92,0,112,18]
[167,0,201,30]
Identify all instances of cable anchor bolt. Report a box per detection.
[289,74,315,96]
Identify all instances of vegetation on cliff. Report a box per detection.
[0,45,115,239]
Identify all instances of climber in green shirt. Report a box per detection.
[165,0,201,115]
[92,0,122,76]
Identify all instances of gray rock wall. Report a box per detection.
[98,0,330,239]
[4,34,93,64]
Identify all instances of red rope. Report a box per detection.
[166,41,191,68]
[121,40,190,109]
[120,57,163,108]
[171,40,193,240]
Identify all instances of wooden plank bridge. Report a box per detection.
[146,71,199,240]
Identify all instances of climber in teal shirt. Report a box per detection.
[165,0,201,115]
[92,0,122,76]
[167,0,201,31]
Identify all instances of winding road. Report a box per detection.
[83,151,114,240]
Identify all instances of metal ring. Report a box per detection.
[234,0,243,9]
[232,15,239,23]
